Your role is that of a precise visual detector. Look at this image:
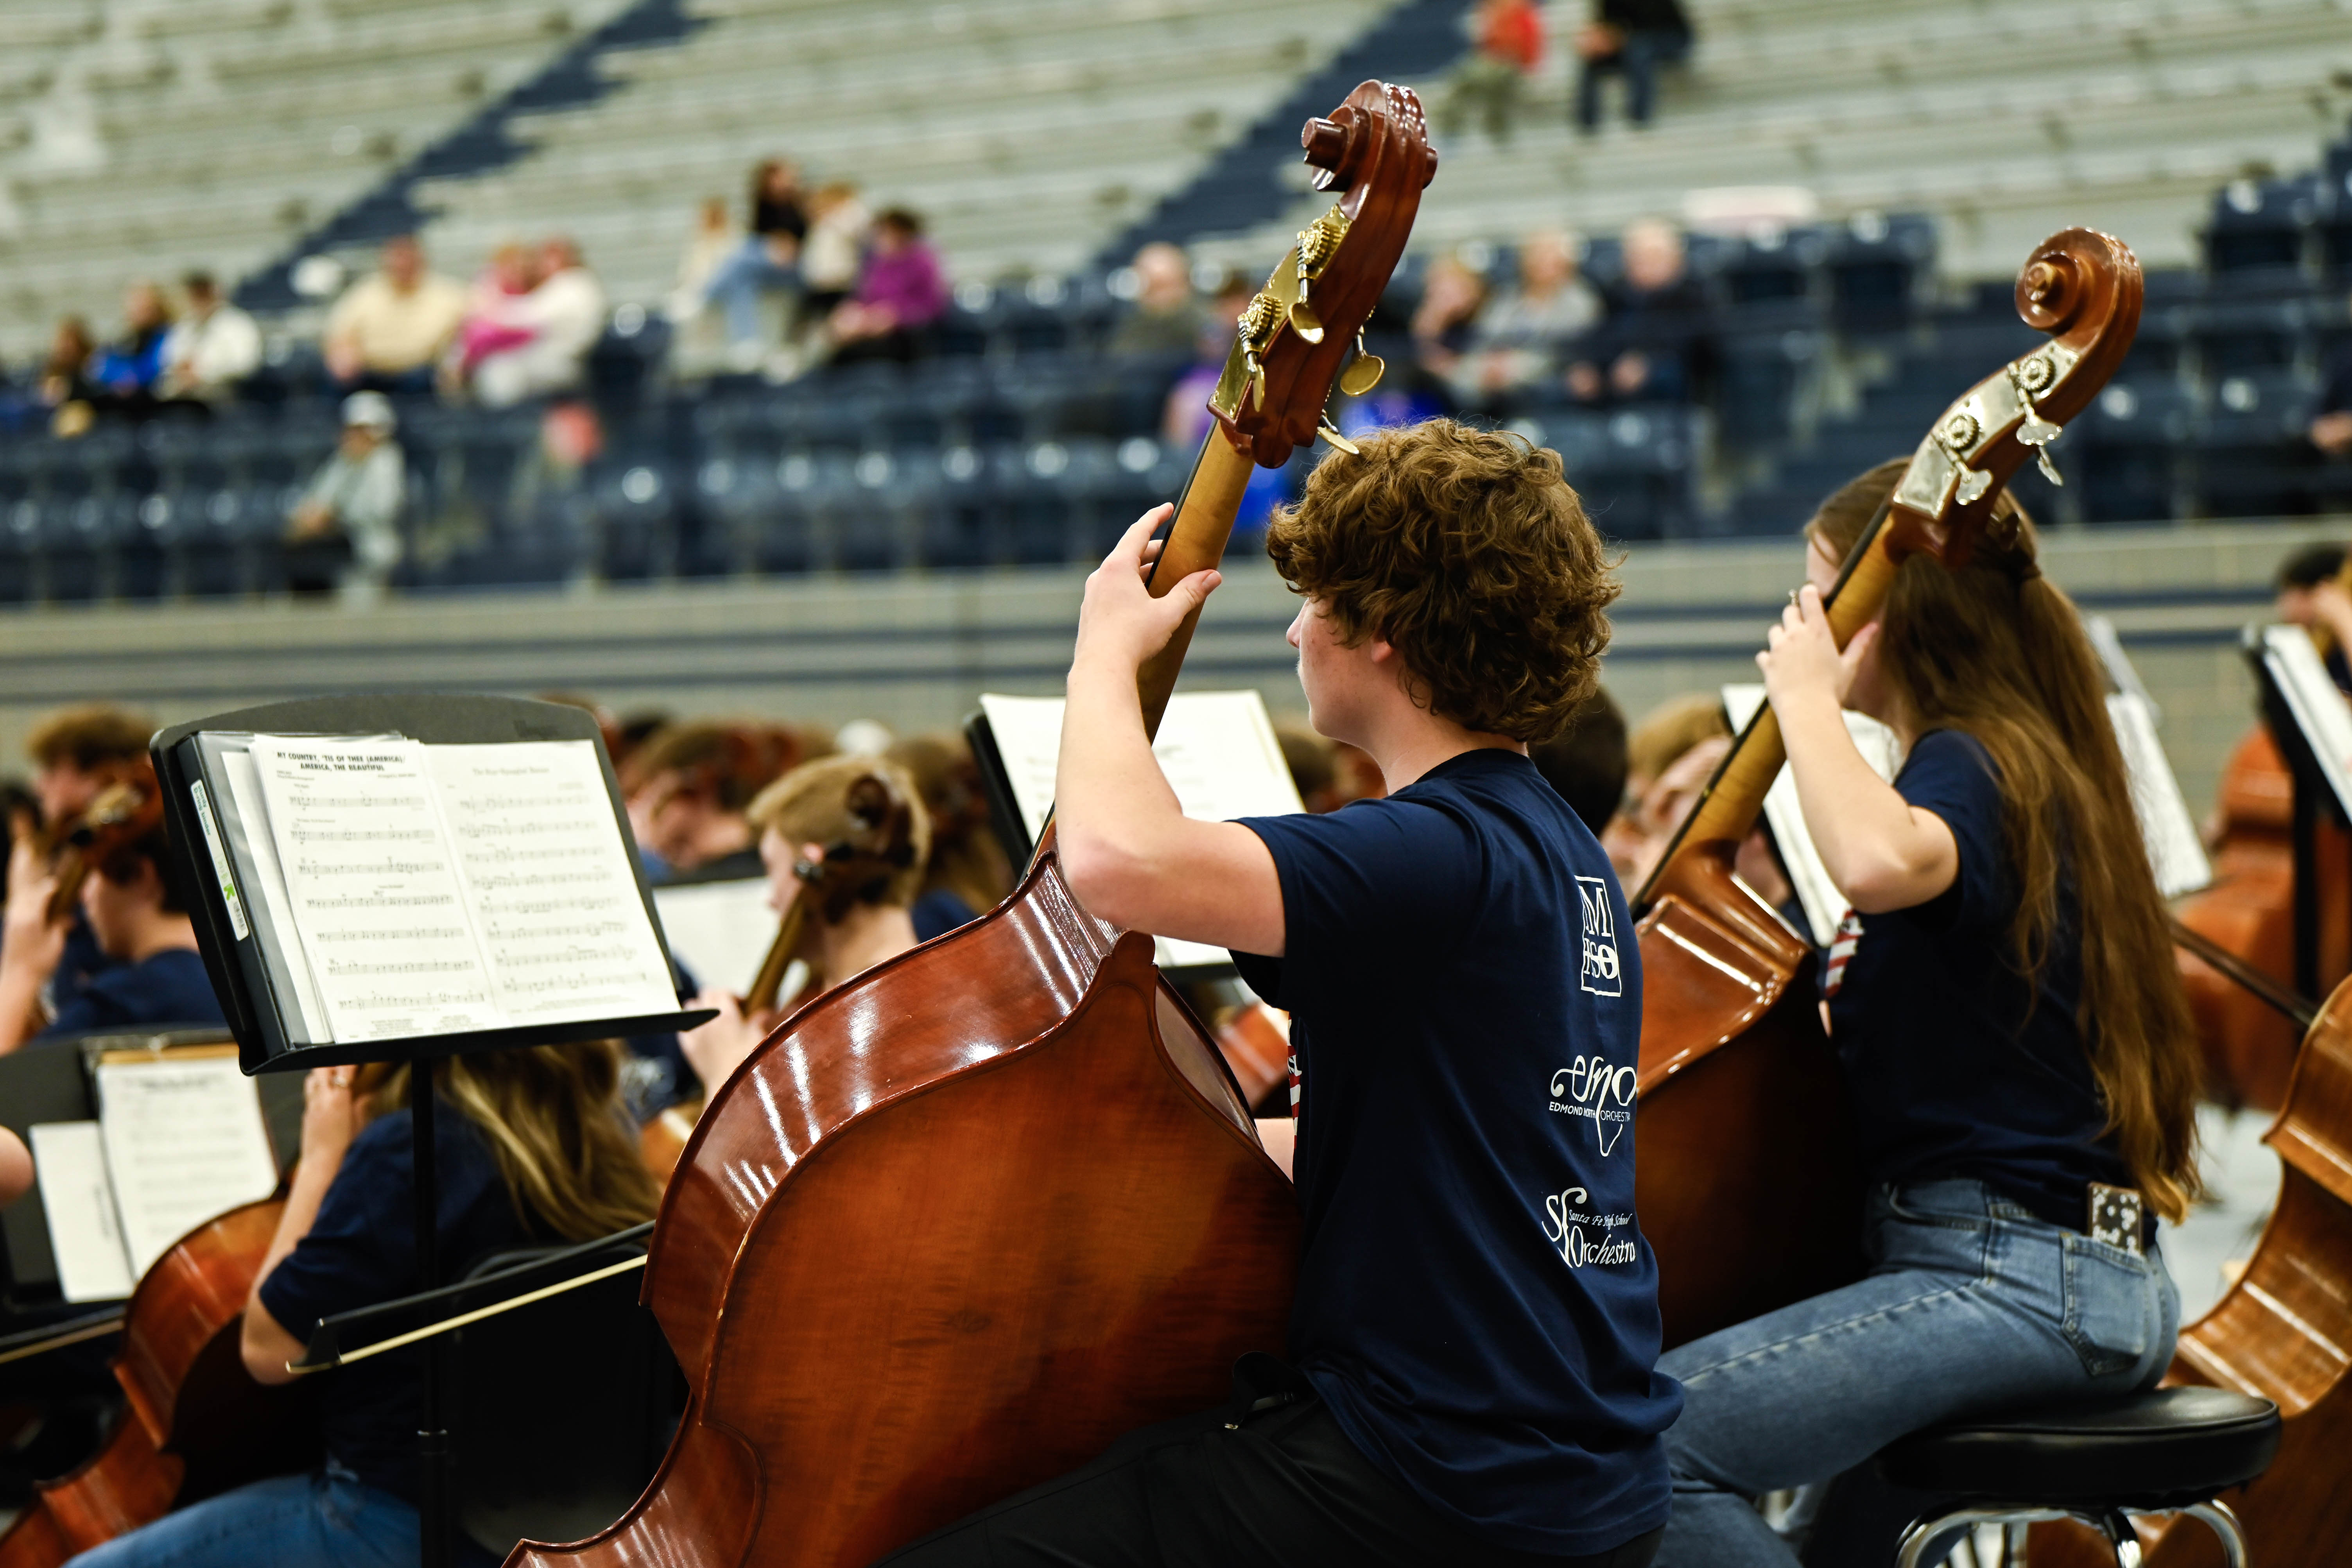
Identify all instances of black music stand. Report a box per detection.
[2246,630,2352,1002]
[151,695,711,1568]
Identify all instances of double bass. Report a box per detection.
[1629,229,2145,1349]
[513,81,1435,1568]
[0,1200,318,1567]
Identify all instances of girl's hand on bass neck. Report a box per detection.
[1757,583,1878,721]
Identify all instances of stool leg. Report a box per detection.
[1898,1509,2010,1568]
[2097,1509,2143,1568]
[2178,1500,2249,1568]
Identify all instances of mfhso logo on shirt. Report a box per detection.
[1576,875,1622,998]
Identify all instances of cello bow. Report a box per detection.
[1627,230,2145,1350]
[510,82,1435,1568]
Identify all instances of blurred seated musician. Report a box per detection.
[679,755,930,1096]
[625,721,813,884]
[0,1126,30,1206]
[1531,685,1630,836]
[66,1040,659,1568]
[0,775,224,1054]
[2272,540,2352,694]
[11,704,153,1006]
[886,733,1013,939]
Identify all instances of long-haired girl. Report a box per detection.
[69,1039,662,1568]
[1656,459,2202,1566]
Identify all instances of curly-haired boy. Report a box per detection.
[884,420,1678,1568]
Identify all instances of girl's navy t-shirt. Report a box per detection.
[259,1103,540,1504]
[1823,728,2128,1224]
[1231,747,1679,1557]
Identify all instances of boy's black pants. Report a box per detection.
[875,1357,1665,1568]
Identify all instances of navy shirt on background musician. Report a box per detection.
[1823,729,2129,1227]
[36,947,225,1042]
[259,1102,539,1505]
[1231,747,1679,1557]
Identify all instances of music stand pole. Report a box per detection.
[412,1053,452,1568]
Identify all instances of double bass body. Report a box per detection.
[516,861,1298,1568]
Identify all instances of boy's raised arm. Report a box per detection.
[1054,507,1286,957]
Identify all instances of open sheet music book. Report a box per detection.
[29,1045,278,1302]
[975,691,1305,970]
[185,734,678,1048]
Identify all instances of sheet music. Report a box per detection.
[248,736,503,1041]
[978,691,1307,968]
[222,749,332,1042]
[652,878,777,995]
[28,1122,134,1303]
[95,1050,280,1277]
[424,742,676,1025]
[2261,625,2352,822]
[1722,686,1901,946]
[2106,693,2212,899]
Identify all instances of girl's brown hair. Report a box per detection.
[748,754,932,912]
[1810,460,2201,1220]
[372,1039,660,1243]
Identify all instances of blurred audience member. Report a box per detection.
[1436,0,1545,145]
[468,237,606,407]
[324,235,468,394]
[1161,273,1253,445]
[285,392,406,602]
[667,197,738,373]
[88,283,173,414]
[801,181,872,320]
[1574,0,1694,131]
[157,272,260,405]
[1529,687,1628,836]
[2313,339,2352,459]
[703,158,809,354]
[887,733,1014,939]
[1110,243,1207,358]
[450,243,543,382]
[829,209,948,365]
[38,316,99,436]
[1566,218,1710,404]
[1409,254,1489,390]
[1450,230,1600,405]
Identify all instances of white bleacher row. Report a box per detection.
[412,0,1388,301]
[0,0,633,359]
[1198,0,2352,282]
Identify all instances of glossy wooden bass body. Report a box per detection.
[2176,725,2351,1112]
[1630,229,2145,1351]
[0,1199,317,1568]
[510,80,1436,1568]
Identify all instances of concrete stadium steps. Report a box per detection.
[410,0,1389,293]
[0,0,635,358]
[1190,0,2352,280]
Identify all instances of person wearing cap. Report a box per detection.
[284,393,405,601]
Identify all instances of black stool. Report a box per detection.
[1875,1387,2281,1567]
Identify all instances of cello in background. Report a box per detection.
[1630,229,2144,1349]
[0,1200,318,1567]
[2174,552,2352,1111]
[511,80,1435,1568]
[2027,969,2352,1568]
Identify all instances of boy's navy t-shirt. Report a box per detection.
[259,1103,539,1504]
[1231,747,1679,1556]
[1823,729,2128,1225]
